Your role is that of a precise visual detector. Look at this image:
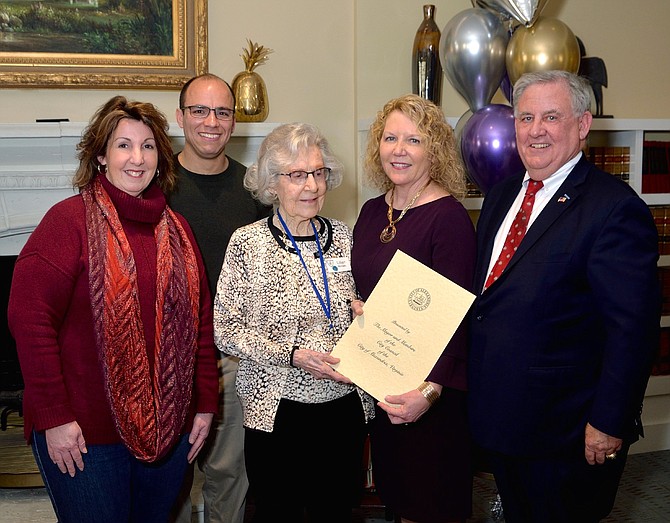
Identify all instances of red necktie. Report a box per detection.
[484,180,543,290]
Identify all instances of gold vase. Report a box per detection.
[232,71,269,122]
[232,40,273,122]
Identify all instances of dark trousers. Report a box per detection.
[244,392,367,523]
[489,443,629,523]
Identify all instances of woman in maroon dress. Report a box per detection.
[351,94,476,523]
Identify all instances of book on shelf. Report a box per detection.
[586,145,630,184]
[649,205,670,376]
[658,266,670,315]
[465,178,483,199]
[649,205,670,255]
[642,141,670,194]
[654,264,670,375]
[652,327,670,376]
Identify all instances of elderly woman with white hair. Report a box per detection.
[213,122,374,523]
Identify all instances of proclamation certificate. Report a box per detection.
[331,249,475,403]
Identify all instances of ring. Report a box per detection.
[605,452,617,460]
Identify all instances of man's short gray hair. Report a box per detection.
[513,70,592,117]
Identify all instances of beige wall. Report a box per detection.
[356,0,670,123]
[2,0,669,225]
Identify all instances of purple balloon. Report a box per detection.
[460,104,523,194]
[500,71,513,104]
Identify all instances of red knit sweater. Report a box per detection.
[8,175,219,444]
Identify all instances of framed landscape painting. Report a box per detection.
[0,0,207,89]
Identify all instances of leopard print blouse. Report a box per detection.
[213,215,375,432]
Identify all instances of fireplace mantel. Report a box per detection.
[0,121,278,255]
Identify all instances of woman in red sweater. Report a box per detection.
[7,96,219,523]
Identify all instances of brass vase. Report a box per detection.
[232,71,269,122]
[232,40,273,122]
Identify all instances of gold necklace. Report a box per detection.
[379,181,431,243]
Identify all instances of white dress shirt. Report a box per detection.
[483,152,583,289]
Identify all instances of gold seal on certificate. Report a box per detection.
[407,288,431,311]
[331,250,475,404]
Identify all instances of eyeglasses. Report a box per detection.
[278,167,331,185]
[181,105,234,121]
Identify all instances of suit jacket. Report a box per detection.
[468,155,660,457]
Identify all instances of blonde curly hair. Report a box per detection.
[364,94,466,199]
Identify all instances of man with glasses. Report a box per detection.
[170,73,271,523]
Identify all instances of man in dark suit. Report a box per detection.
[468,70,660,523]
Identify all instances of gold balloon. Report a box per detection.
[506,17,580,85]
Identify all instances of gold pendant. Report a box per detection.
[380,224,396,243]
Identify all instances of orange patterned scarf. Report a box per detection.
[83,178,200,462]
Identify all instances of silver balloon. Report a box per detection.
[440,8,509,113]
[471,0,549,27]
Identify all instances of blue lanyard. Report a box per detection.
[276,210,331,327]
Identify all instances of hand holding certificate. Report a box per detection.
[331,250,475,403]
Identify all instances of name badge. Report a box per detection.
[326,257,351,273]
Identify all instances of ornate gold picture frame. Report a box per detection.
[0,0,207,90]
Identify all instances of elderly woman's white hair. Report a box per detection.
[244,122,344,206]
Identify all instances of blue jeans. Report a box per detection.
[32,430,190,523]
